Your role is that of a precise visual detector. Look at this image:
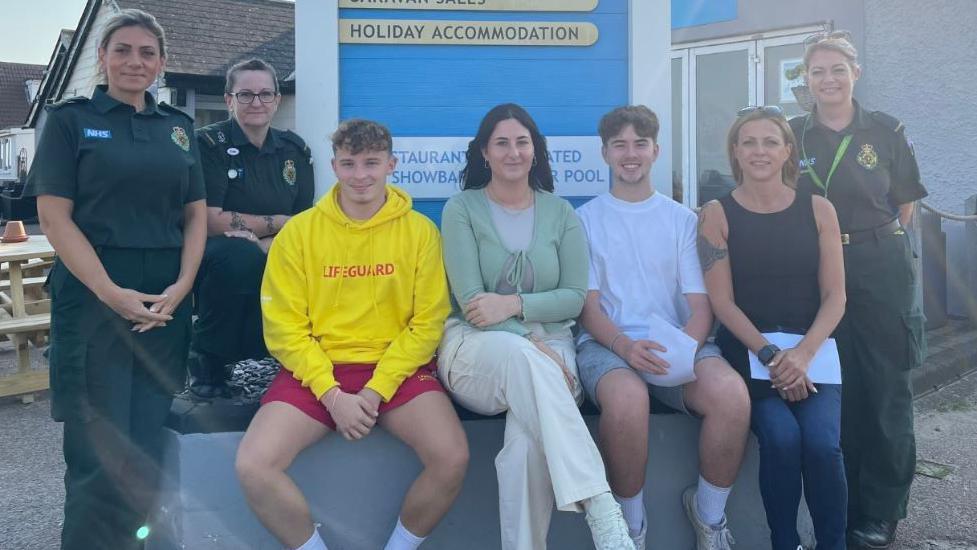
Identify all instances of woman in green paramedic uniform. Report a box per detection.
[188,57,314,399]
[789,31,927,549]
[25,10,207,550]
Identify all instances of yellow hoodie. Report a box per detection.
[260,184,450,402]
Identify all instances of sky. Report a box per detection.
[1,0,88,65]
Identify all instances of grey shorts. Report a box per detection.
[576,338,723,416]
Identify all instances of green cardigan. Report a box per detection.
[440,188,589,336]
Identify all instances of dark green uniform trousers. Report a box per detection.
[190,236,267,382]
[837,231,925,522]
[49,248,191,550]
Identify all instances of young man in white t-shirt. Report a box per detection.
[576,106,750,550]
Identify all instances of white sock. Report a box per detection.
[294,527,328,550]
[695,476,731,527]
[613,490,645,536]
[383,518,425,550]
[583,491,619,518]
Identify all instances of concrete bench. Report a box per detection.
[149,397,814,550]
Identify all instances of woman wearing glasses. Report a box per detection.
[26,9,207,548]
[699,106,846,550]
[788,32,927,548]
[188,58,315,398]
[438,103,633,550]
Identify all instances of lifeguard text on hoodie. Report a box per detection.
[260,184,451,402]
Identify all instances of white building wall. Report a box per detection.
[0,129,35,182]
[861,0,977,215]
[272,95,296,132]
[63,1,119,98]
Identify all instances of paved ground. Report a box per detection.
[0,325,975,549]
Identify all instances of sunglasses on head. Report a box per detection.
[803,30,854,47]
[736,105,785,118]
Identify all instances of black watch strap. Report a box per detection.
[758,344,781,366]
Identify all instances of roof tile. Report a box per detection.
[0,62,45,129]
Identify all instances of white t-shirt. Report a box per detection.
[576,191,705,344]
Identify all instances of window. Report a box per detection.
[0,138,12,171]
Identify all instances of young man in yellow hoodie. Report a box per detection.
[235,119,469,550]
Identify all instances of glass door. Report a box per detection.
[670,51,688,203]
[689,42,754,207]
[757,36,808,118]
[674,31,810,207]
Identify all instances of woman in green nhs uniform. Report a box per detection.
[789,31,927,549]
[25,10,207,550]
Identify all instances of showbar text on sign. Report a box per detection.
[340,19,598,46]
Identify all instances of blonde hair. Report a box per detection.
[803,34,858,72]
[97,9,167,85]
[726,110,799,187]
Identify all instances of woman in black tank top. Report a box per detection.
[698,108,847,550]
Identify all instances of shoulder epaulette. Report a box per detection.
[280,129,311,156]
[194,121,228,148]
[46,96,88,111]
[869,110,905,134]
[159,101,194,122]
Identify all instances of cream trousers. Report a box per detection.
[437,318,610,550]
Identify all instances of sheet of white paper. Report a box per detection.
[748,332,842,384]
[638,314,699,387]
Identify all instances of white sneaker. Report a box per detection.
[681,486,735,550]
[630,518,647,550]
[585,499,636,550]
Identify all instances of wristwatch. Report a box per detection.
[757,344,781,367]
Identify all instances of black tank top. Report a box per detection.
[715,191,821,398]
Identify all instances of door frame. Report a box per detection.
[686,40,755,207]
[673,25,823,207]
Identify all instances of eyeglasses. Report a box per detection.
[736,105,785,118]
[803,30,854,48]
[230,90,279,104]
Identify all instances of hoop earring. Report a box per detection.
[484,159,489,169]
[532,156,538,167]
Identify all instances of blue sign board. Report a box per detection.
[338,1,629,223]
[672,0,738,29]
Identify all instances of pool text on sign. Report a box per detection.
[390,137,607,198]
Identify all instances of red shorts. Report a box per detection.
[260,359,444,430]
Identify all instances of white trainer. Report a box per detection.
[630,516,647,550]
[585,499,637,550]
[681,485,735,550]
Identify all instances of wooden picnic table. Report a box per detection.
[0,235,54,401]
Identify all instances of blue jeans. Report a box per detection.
[752,385,847,550]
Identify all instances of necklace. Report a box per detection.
[485,184,533,210]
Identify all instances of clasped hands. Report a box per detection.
[767,347,817,402]
[464,293,575,394]
[98,280,191,333]
[321,387,383,440]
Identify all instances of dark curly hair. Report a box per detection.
[460,103,554,192]
[331,119,393,155]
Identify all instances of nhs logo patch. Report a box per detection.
[83,128,112,139]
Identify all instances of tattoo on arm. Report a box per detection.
[263,215,277,235]
[229,211,249,232]
[697,210,728,272]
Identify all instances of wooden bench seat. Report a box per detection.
[0,369,49,399]
[0,313,50,334]
[0,276,46,292]
[0,258,53,277]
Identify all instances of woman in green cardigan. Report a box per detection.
[438,104,633,550]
